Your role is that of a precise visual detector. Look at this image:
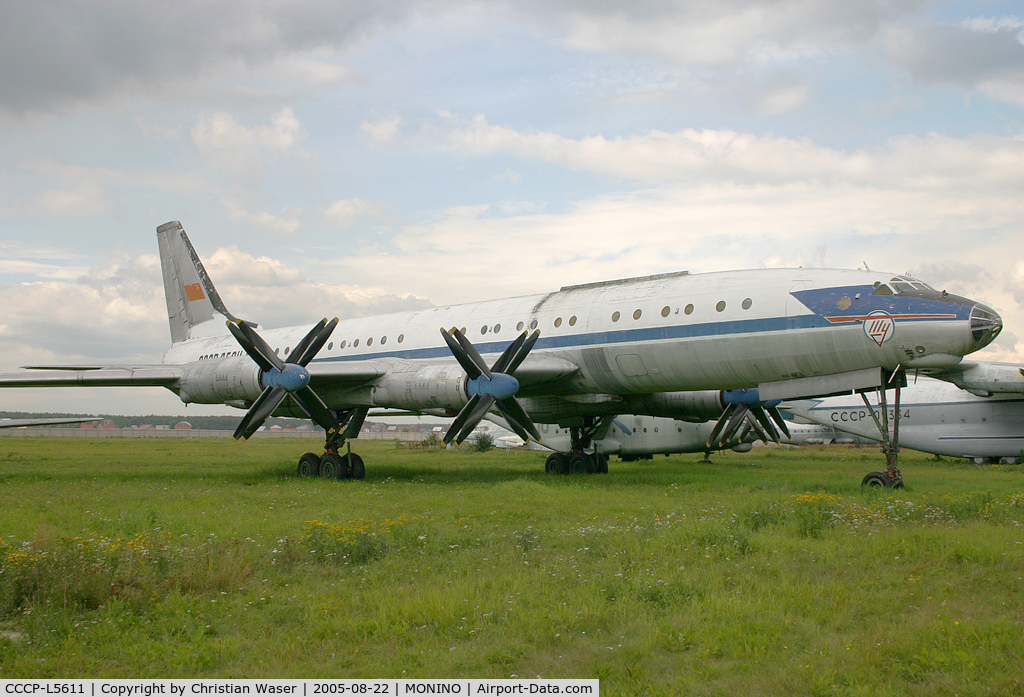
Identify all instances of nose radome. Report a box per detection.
[970,304,1002,349]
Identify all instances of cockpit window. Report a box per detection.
[872,275,934,295]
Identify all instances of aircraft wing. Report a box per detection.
[0,366,182,388]
[928,361,1024,397]
[0,416,104,428]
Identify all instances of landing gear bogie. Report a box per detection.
[546,452,607,475]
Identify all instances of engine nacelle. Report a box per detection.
[369,363,468,413]
[618,390,725,421]
[177,357,263,405]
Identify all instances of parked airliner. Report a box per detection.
[0,221,1002,483]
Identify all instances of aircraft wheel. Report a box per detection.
[569,453,590,474]
[595,454,609,474]
[297,452,321,478]
[320,453,349,480]
[545,453,567,474]
[345,453,365,480]
[862,471,893,488]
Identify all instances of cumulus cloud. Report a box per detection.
[0,1,420,116]
[192,108,312,191]
[324,198,393,229]
[429,114,1024,192]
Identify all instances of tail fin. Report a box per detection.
[157,221,247,343]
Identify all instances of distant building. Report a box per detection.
[81,419,117,429]
[174,421,192,430]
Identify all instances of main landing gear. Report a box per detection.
[295,406,369,480]
[860,368,906,489]
[544,416,611,475]
[545,451,609,475]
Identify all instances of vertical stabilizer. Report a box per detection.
[157,221,244,343]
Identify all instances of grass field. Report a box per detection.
[1,438,1023,695]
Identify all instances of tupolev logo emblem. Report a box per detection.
[863,311,894,347]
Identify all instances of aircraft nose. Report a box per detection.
[970,303,1002,349]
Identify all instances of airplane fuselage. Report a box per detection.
[162,267,995,419]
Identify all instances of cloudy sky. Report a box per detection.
[1,0,1022,416]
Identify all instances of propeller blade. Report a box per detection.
[455,394,496,444]
[767,406,791,440]
[491,332,527,373]
[706,403,736,448]
[495,397,541,443]
[290,386,340,434]
[285,318,330,365]
[441,328,483,379]
[742,409,772,444]
[505,330,540,374]
[236,320,286,372]
[227,321,276,373]
[444,394,480,444]
[750,405,781,444]
[233,385,288,441]
[714,404,750,448]
[453,329,492,380]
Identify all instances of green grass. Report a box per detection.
[2,438,1024,695]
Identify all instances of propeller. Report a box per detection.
[227,317,341,440]
[441,328,541,445]
[706,388,791,450]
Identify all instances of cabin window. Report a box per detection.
[275,348,280,355]
[742,298,752,310]
[612,311,620,322]
[554,317,562,328]
[716,301,726,312]
[633,309,642,320]
[381,336,387,345]
[353,339,359,347]
[493,323,501,333]
[530,319,538,330]
[397,335,404,343]
[481,325,488,334]
[661,306,671,317]
[367,337,373,346]
[684,304,694,315]
[837,297,851,310]
[568,316,576,326]
[516,321,524,331]
[285,347,290,354]
[328,342,333,350]
[340,341,346,349]
[872,284,893,296]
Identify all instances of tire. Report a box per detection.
[345,452,365,480]
[569,453,590,474]
[595,454,609,474]
[862,471,893,488]
[320,453,349,480]
[297,452,321,477]
[545,453,568,475]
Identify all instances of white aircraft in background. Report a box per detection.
[785,367,1024,467]
[780,421,875,446]
[532,416,754,473]
[0,221,1002,485]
